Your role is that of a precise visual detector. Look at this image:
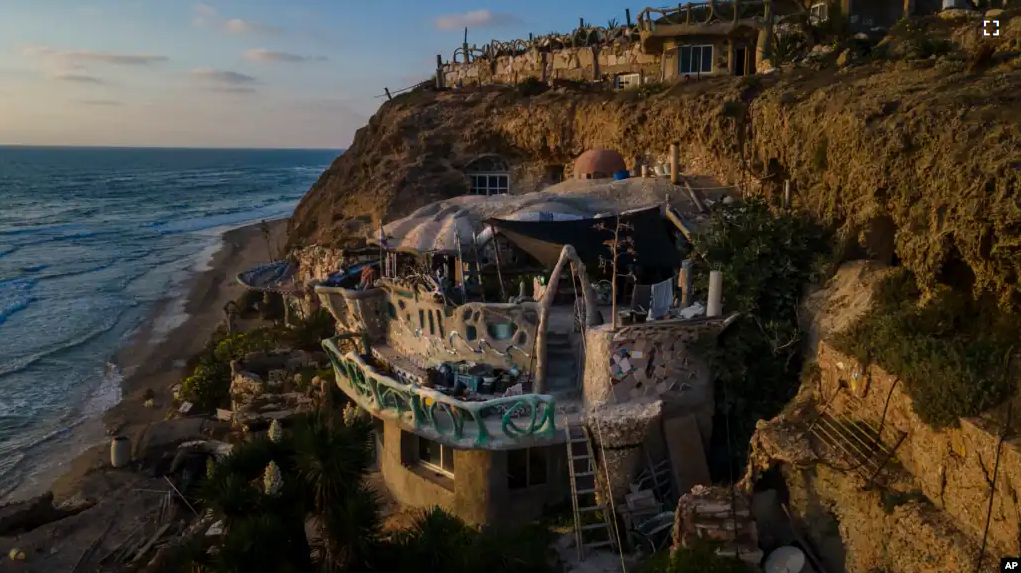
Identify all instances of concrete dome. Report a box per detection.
[573,149,627,180]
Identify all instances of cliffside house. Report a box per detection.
[313,177,740,531]
[802,0,943,32]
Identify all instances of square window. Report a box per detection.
[418,436,455,476]
[508,447,548,490]
[679,45,713,75]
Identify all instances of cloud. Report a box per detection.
[223,19,284,35]
[209,86,257,94]
[433,9,521,30]
[192,3,217,26]
[192,5,283,35]
[22,47,168,66]
[78,99,121,106]
[190,69,257,84]
[51,72,106,84]
[242,49,326,63]
[190,69,258,93]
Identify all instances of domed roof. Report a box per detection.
[573,148,627,180]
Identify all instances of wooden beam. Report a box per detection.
[535,245,598,393]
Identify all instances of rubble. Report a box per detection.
[671,485,762,565]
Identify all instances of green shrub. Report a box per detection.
[181,327,286,410]
[833,269,1019,428]
[692,197,831,472]
[287,308,336,351]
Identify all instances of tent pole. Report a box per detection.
[488,224,508,302]
[472,230,487,303]
[454,229,467,302]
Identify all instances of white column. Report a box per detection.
[707,270,723,317]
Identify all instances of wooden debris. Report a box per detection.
[98,519,146,565]
[70,521,114,573]
[131,523,172,564]
[164,476,199,516]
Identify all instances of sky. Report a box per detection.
[0,0,652,149]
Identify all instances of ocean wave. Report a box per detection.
[0,247,16,258]
[0,297,36,327]
[0,277,38,290]
[0,310,124,378]
[19,264,47,273]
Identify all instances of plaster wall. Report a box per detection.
[816,341,1021,559]
[442,44,661,87]
[381,285,538,371]
[377,418,569,525]
[317,286,387,343]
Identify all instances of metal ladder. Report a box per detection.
[566,423,617,561]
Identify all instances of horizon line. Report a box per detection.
[0,144,345,152]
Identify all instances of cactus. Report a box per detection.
[263,461,283,496]
[268,419,284,443]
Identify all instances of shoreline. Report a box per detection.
[6,218,290,503]
[103,218,288,433]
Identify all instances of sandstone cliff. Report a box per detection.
[289,14,1021,304]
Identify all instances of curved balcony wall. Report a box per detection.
[319,282,539,372]
[323,337,564,450]
[315,285,388,342]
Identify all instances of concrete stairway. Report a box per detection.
[546,331,577,392]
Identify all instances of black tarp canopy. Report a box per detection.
[485,206,682,276]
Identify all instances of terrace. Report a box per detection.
[323,332,582,450]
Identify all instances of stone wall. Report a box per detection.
[442,43,661,88]
[607,317,735,440]
[816,340,1021,559]
[292,244,345,284]
[671,485,762,564]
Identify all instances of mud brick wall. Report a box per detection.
[816,340,1021,559]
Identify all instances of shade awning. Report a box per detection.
[486,206,681,271]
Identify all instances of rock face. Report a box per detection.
[288,17,1021,304]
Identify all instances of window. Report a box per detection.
[464,155,511,196]
[418,436,455,476]
[678,45,713,75]
[809,2,829,25]
[545,165,565,183]
[614,72,641,90]
[468,173,510,195]
[508,447,547,489]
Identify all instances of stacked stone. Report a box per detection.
[671,485,763,565]
[585,399,662,505]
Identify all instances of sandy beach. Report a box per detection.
[100,218,288,439]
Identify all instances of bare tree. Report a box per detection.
[258,220,274,261]
[594,218,637,330]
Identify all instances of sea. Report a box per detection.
[0,146,338,500]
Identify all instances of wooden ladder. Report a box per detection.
[566,423,617,561]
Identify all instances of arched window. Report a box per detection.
[464,155,510,196]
